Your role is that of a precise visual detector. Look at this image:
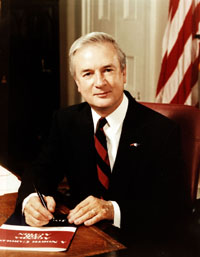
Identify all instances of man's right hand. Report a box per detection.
[24,195,56,227]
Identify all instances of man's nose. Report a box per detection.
[94,73,105,87]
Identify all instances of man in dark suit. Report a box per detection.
[17,32,184,233]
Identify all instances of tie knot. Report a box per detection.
[98,117,107,129]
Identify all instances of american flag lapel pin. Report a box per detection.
[130,142,140,147]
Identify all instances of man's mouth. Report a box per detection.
[95,91,111,97]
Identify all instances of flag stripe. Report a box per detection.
[167,0,192,54]
[193,2,200,34]
[169,0,180,21]
[156,3,193,96]
[185,82,199,106]
[171,57,199,103]
[156,0,200,106]
[157,36,194,102]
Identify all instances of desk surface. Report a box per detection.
[0,193,126,257]
[1,193,200,257]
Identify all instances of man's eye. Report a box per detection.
[83,72,91,77]
[105,68,112,73]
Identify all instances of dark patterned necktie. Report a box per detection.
[94,118,111,194]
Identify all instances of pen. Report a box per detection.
[33,184,69,224]
[33,184,55,220]
[33,184,48,209]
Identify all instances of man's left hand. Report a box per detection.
[67,195,114,226]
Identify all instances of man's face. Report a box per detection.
[73,42,126,116]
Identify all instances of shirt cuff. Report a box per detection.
[111,201,121,228]
[22,192,38,214]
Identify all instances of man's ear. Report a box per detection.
[122,66,127,84]
[74,78,81,93]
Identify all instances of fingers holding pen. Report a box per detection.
[45,196,56,213]
[24,196,55,227]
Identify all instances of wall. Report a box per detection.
[81,0,169,102]
[59,0,82,107]
[60,0,169,105]
[152,0,169,101]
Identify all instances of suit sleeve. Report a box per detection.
[16,111,66,209]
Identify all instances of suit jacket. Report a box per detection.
[17,91,185,234]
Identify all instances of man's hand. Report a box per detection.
[67,195,114,226]
[24,196,56,227]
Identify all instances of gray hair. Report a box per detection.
[69,32,126,77]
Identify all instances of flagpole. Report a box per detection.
[195,35,200,109]
[198,61,200,109]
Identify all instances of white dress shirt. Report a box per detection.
[91,94,129,228]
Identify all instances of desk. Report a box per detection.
[0,193,126,257]
[2,193,200,257]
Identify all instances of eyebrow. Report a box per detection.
[103,64,115,69]
[83,64,115,70]
[80,64,116,74]
[81,69,91,73]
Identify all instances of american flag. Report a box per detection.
[156,0,200,107]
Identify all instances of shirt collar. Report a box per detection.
[91,93,129,133]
